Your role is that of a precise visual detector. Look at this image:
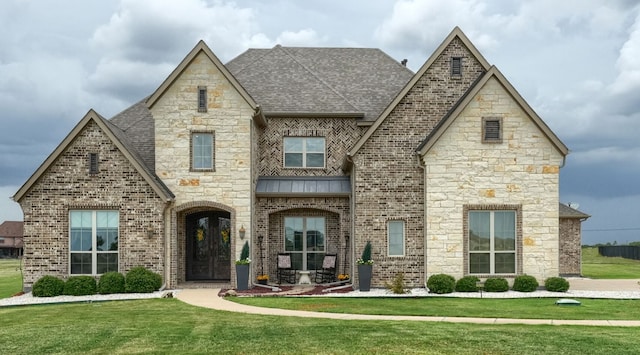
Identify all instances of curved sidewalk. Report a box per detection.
[175,288,640,327]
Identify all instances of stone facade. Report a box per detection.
[18,119,166,289]
[422,77,564,282]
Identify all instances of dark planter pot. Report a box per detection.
[358,264,372,291]
[236,264,250,290]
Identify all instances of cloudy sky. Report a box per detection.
[1,0,639,245]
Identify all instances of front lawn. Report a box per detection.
[582,247,640,279]
[0,259,22,298]
[1,299,640,355]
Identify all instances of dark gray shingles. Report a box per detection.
[559,203,591,219]
[109,98,155,171]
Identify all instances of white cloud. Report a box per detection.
[609,11,640,95]
[275,29,326,46]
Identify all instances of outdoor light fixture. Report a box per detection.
[147,225,154,239]
[239,225,246,239]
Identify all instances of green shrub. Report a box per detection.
[385,273,410,294]
[98,272,125,294]
[125,266,162,293]
[544,277,570,292]
[512,275,539,292]
[426,274,455,294]
[32,275,65,297]
[63,276,97,296]
[483,277,509,292]
[455,276,480,292]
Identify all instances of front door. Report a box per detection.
[186,211,231,281]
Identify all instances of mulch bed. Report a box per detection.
[219,284,354,297]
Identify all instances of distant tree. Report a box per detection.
[629,241,640,247]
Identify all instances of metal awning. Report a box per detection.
[256,176,351,197]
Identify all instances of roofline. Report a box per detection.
[13,110,174,203]
[348,26,491,157]
[263,111,364,118]
[145,40,258,110]
[255,192,351,198]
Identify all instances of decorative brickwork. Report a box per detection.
[559,218,582,276]
[18,120,166,290]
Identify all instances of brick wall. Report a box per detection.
[352,38,486,287]
[18,120,166,290]
[559,218,582,276]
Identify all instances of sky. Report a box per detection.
[1,0,639,245]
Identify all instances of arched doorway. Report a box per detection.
[185,211,231,281]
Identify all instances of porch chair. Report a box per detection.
[277,253,296,284]
[314,253,337,284]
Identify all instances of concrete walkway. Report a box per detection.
[175,287,640,327]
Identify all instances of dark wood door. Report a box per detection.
[186,212,231,281]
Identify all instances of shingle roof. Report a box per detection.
[559,203,590,219]
[226,46,414,120]
[0,221,23,237]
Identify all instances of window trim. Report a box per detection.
[197,86,207,113]
[190,131,215,172]
[463,204,522,276]
[451,57,462,76]
[284,216,326,270]
[283,137,326,169]
[69,210,119,275]
[482,117,503,143]
[387,220,405,257]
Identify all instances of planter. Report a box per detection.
[257,279,268,285]
[358,264,372,291]
[236,264,250,290]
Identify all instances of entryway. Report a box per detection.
[185,211,231,281]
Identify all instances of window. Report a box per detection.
[70,210,118,275]
[284,137,325,168]
[284,217,325,270]
[0,238,4,244]
[198,86,207,112]
[388,220,405,256]
[451,57,462,76]
[191,132,214,170]
[468,210,516,274]
[482,117,502,143]
[89,153,99,175]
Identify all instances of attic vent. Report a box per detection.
[198,86,207,112]
[89,153,99,175]
[482,117,502,143]
[451,57,462,76]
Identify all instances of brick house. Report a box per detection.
[13,27,587,291]
[0,221,23,258]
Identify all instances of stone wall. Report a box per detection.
[352,37,486,287]
[559,218,582,276]
[18,120,166,290]
[422,77,564,282]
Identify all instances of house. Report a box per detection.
[0,221,23,258]
[13,27,588,291]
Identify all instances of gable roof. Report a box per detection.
[416,66,569,156]
[13,110,174,202]
[559,203,591,219]
[0,221,23,237]
[348,27,491,156]
[146,40,258,111]
[226,46,413,120]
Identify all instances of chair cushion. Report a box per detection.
[322,255,336,269]
[278,254,291,268]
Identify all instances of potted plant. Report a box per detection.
[357,241,374,291]
[337,273,350,282]
[235,241,251,290]
[256,274,269,285]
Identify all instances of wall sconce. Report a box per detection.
[146,225,154,239]
[239,225,246,239]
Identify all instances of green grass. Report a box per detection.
[582,247,640,279]
[1,299,640,355]
[0,259,22,298]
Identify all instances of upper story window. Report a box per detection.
[70,210,119,275]
[284,137,325,168]
[89,153,99,175]
[198,86,207,112]
[482,117,503,143]
[388,220,405,256]
[191,132,214,171]
[451,57,462,76]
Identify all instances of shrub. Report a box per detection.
[98,272,126,294]
[512,275,539,292]
[483,277,509,292]
[455,276,480,292]
[385,273,410,294]
[125,266,163,293]
[426,274,455,294]
[32,275,65,297]
[545,277,570,292]
[64,276,97,296]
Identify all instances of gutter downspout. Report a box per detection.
[346,153,356,289]
[415,152,427,287]
[161,201,173,291]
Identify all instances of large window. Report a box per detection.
[284,137,325,168]
[70,210,119,275]
[284,217,325,270]
[388,220,405,256]
[468,210,516,274]
[191,132,214,170]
